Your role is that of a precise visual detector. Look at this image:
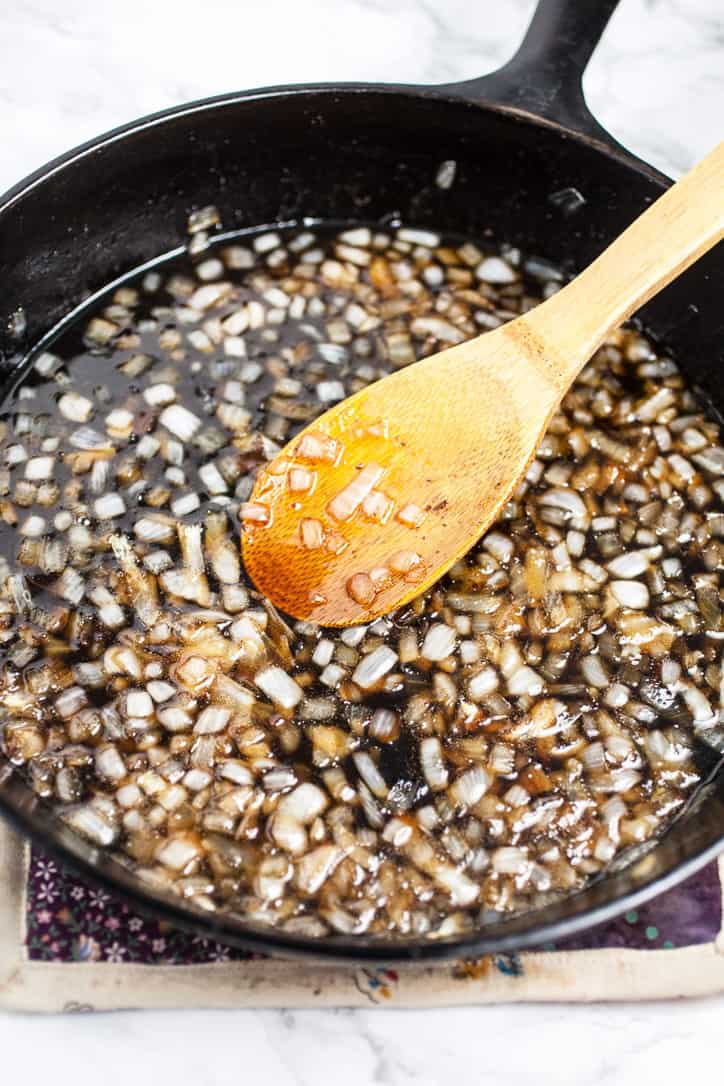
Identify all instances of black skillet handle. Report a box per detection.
[444,0,636,158]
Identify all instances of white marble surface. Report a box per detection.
[2,0,723,188]
[1,0,724,1079]
[2,998,724,1084]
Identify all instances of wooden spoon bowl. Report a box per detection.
[243,143,724,626]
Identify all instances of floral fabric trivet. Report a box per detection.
[2,822,724,1011]
[25,846,721,965]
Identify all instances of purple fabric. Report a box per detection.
[25,846,721,963]
[545,861,722,951]
[26,849,254,964]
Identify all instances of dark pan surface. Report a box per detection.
[0,0,723,960]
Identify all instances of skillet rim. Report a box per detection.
[0,80,671,219]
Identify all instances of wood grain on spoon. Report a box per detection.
[242,142,724,626]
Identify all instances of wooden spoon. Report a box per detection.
[242,142,724,626]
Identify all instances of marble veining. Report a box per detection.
[1,0,724,1078]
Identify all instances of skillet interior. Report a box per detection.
[0,86,724,961]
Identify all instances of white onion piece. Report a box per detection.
[433,865,479,907]
[288,467,315,493]
[317,380,345,402]
[608,769,642,793]
[396,503,425,528]
[123,689,154,717]
[610,580,650,608]
[468,667,499,701]
[184,769,212,791]
[65,804,118,846]
[116,784,142,808]
[20,515,46,538]
[94,493,126,519]
[255,666,303,709]
[300,518,324,549]
[171,492,201,517]
[59,392,93,422]
[490,744,515,774]
[240,502,270,525]
[397,227,440,247]
[199,462,227,494]
[420,737,448,791]
[54,686,88,718]
[190,280,231,308]
[449,766,490,807]
[327,463,383,522]
[606,551,649,578]
[295,845,345,895]
[369,708,399,743]
[475,256,516,284]
[544,488,587,518]
[24,456,54,480]
[492,846,528,874]
[353,752,388,799]
[504,784,530,807]
[320,663,345,688]
[682,685,716,725]
[277,783,328,824]
[159,404,202,441]
[362,490,393,522]
[194,706,231,734]
[347,572,375,605]
[580,655,609,688]
[421,623,456,662]
[410,316,465,344]
[95,746,126,782]
[143,383,176,406]
[352,646,398,689]
[507,665,544,697]
[296,431,341,463]
[105,408,134,437]
[312,638,335,667]
[157,835,202,871]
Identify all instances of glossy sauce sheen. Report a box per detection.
[243,408,434,617]
[0,222,717,939]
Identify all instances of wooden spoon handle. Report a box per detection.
[522,141,724,384]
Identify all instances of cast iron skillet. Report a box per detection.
[0,0,723,963]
